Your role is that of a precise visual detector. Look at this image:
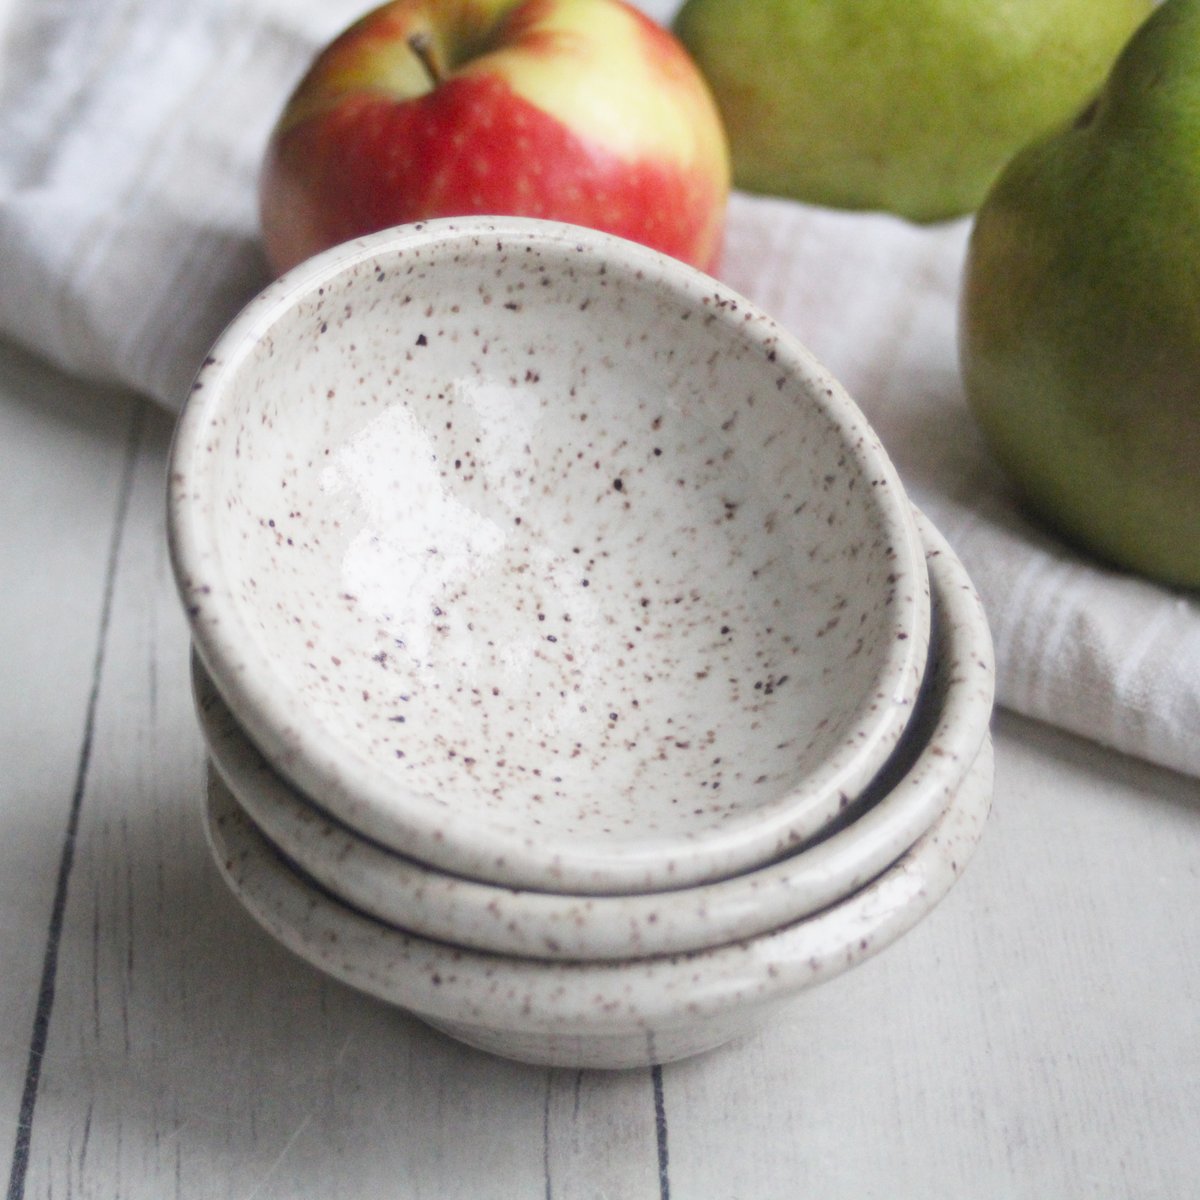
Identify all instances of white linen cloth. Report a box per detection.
[1,0,1196,777]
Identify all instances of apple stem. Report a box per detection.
[408,32,443,87]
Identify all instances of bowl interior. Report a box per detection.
[173,218,928,890]
[194,509,993,957]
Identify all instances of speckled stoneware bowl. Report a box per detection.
[203,731,991,1070]
[170,216,931,894]
[195,511,993,960]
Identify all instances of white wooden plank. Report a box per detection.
[658,709,1200,1200]
[12,383,1198,1199]
[0,0,18,50]
[0,339,138,1152]
[543,1068,665,1200]
[16,408,666,1199]
[3,376,1198,1198]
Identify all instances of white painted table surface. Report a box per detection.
[3,324,1200,1200]
[2,12,1200,1200]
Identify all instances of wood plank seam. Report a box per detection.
[652,1065,671,1200]
[3,403,146,1200]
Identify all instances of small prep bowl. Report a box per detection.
[204,734,991,1069]
[194,510,992,959]
[170,216,930,894]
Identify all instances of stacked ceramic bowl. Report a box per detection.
[168,217,995,1069]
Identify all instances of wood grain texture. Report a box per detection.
[659,711,1200,1199]
[2,342,1199,1198]
[6,385,667,1200]
[0,344,139,1158]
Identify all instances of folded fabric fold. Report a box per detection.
[1,0,1195,777]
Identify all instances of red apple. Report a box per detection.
[259,0,730,276]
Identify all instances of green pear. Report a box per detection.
[960,0,1200,589]
[672,0,1151,222]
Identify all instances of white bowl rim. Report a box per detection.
[203,733,992,1036]
[195,509,993,958]
[170,215,931,893]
